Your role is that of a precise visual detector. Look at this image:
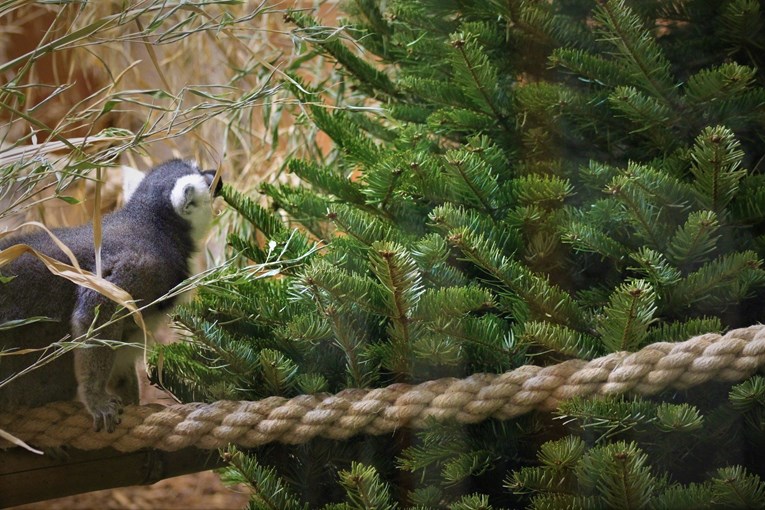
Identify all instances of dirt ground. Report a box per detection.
[10,471,251,510]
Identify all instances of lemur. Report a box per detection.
[0,159,221,432]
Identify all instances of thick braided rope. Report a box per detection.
[2,325,765,452]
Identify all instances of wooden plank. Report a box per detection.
[0,446,226,507]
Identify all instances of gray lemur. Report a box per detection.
[0,159,221,432]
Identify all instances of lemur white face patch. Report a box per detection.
[170,173,214,242]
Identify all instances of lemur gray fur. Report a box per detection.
[0,159,221,432]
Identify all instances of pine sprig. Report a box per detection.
[288,159,366,205]
[608,85,675,151]
[685,63,757,105]
[574,441,658,508]
[550,48,632,88]
[668,250,765,312]
[286,10,398,98]
[689,125,747,213]
[220,446,308,510]
[369,241,424,376]
[593,0,677,106]
[447,30,511,132]
[597,279,657,352]
[337,462,397,510]
[666,210,720,267]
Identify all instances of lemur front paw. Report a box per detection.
[85,393,124,432]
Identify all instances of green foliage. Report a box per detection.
[597,279,657,351]
[336,462,397,510]
[220,446,308,510]
[508,437,765,509]
[161,0,765,507]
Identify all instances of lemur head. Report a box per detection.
[124,159,222,241]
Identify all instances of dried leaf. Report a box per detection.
[0,222,146,339]
[0,428,43,455]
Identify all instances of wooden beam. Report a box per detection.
[0,446,225,507]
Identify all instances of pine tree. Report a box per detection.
[155,1,765,507]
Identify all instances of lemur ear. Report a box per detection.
[202,169,223,196]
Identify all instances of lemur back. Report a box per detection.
[0,159,220,432]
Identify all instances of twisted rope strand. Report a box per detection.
[2,325,765,452]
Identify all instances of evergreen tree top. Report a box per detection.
[158,1,765,507]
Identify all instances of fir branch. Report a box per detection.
[444,148,501,218]
[260,183,333,241]
[597,279,657,352]
[294,258,388,317]
[413,286,493,322]
[668,251,765,312]
[293,259,379,387]
[549,48,632,88]
[220,447,308,510]
[685,62,757,105]
[628,247,682,289]
[412,233,469,287]
[689,126,747,213]
[257,348,299,395]
[328,203,404,246]
[449,228,586,330]
[620,161,695,224]
[594,0,677,108]
[172,312,262,382]
[519,320,601,360]
[556,396,656,441]
[652,483,714,510]
[561,220,626,260]
[369,241,424,376]
[429,204,520,255]
[288,159,366,205]
[730,175,765,224]
[710,466,765,508]
[286,10,398,98]
[277,313,333,345]
[223,185,288,239]
[412,333,461,366]
[325,305,374,388]
[654,402,703,433]
[644,316,721,344]
[608,86,674,150]
[410,232,450,268]
[513,174,574,210]
[606,175,666,250]
[448,493,493,510]
[719,0,765,57]
[574,441,658,508]
[370,241,425,320]
[337,462,397,510]
[506,436,584,496]
[729,376,765,412]
[398,75,472,108]
[666,210,720,267]
[442,451,496,486]
[284,74,383,167]
[447,31,511,132]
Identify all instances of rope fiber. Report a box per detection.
[2,325,765,452]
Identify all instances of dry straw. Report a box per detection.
[0,0,345,449]
[1,0,342,227]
